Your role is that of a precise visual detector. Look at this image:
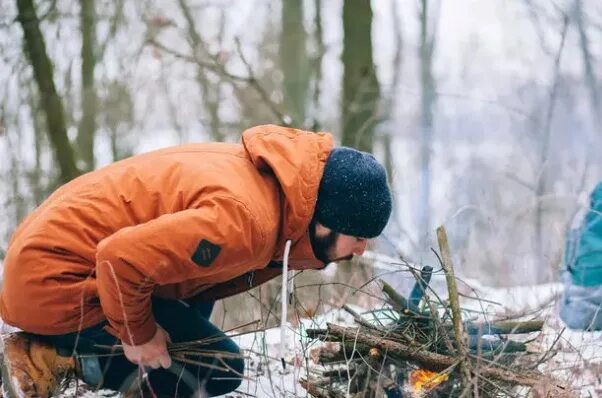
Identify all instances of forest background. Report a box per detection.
[0,0,600,329]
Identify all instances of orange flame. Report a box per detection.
[408,369,449,394]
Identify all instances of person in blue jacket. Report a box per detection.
[560,182,602,330]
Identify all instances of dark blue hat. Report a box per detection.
[315,147,392,238]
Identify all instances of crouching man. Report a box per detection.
[0,125,392,397]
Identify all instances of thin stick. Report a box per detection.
[436,225,472,387]
[342,304,382,331]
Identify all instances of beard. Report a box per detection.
[309,219,353,264]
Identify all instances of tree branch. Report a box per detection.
[436,225,472,388]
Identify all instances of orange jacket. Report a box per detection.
[0,125,333,345]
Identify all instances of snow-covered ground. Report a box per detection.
[462,281,601,396]
[224,281,602,397]
[2,281,600,397]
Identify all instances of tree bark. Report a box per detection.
[383,0,403,184]
[310,0,324,131]
[574,0,601,191]
[76,0,97,171]
[341,0,379,152]
[417,0,437,248]
[535,15,569,276]
[280,0,309,126]
[178,0,226,142]
[280,0,310,127]
[16,0,80,183]
[382,280,419,315]
[28,80,46,204]
[437,226,472,387]
[574,0,600,127]
[464,320,543,335]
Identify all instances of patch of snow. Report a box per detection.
[2,283,598,397]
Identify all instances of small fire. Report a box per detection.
[408,369,449,395]
[369,347,381,360]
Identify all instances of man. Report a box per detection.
[560,182,602,330]
[0,125,392,397]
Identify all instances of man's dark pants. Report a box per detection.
[38,297,244,397]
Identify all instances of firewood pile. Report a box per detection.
[300,227,573,398]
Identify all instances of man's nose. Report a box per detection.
[353,240,368,256]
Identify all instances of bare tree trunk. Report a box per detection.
[97,0,124,60]
[16,0,80,183]
[338,0,381,286]
[280,0,310,127]
[159,62,186,143]
[310,0,324,131]
[574,0,601,126]
[535,15,569,277]
[76,0,97,171]
[178,0,226,142]
[383,0,403,185]
[28,80,45,204]
[4,105,26,229]
[574,0,601,189]
[103,78,133,161]
[418,0,438,248]
[373,1,404,261]
[341,0,379,153]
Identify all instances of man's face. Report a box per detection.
[310,221,369,264]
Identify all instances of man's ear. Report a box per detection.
[314,222,331,237]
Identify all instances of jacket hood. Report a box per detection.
[241,125,334,268]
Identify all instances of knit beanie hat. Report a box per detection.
[315,147,392,238]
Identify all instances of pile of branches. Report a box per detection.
[301,227,572,398]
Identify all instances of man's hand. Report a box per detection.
[122,325,172,369]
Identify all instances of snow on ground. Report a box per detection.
[225,282,602,397]
[224,304,361,397]
[3,283,600,397]
[53,305,360,398]
[459,280,601,396]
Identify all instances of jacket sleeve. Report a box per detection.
[95,196,265,345]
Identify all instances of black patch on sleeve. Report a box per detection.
[191,239,221,267]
